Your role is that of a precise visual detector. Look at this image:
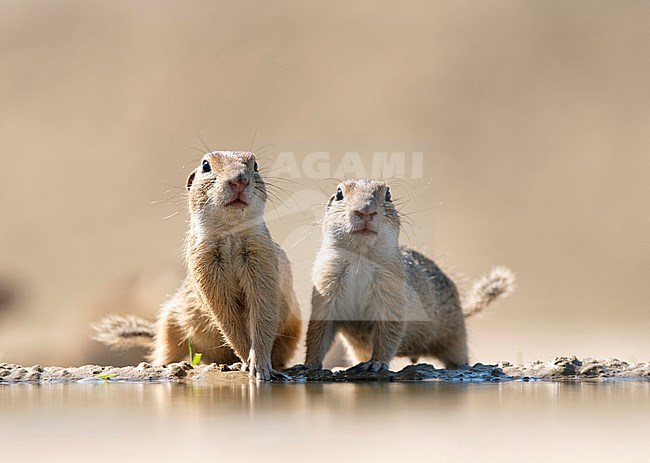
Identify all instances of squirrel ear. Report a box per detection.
[186,171,197,191]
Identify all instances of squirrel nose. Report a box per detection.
[229,177,249,193]
[354,210,377,222]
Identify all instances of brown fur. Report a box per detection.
[94,151,301,380]
[304,179,514,371]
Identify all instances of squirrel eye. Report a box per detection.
[253,161,259,172]
[201,160,212,173]
[385,188,392,202]
[335,188,344,201]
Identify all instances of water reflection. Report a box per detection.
[1,381,648,462]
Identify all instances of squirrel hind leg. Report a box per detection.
[150,314,189,365]
[437,342,469,370]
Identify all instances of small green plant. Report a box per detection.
[188,339,202,366]
[94,373,117,382]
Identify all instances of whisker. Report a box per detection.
[264,182,296,199]
[310,179,337,200]
[262,176,306,187]
[196,128,213,153]
[182,158,201,169]
[266,193,283,219]
[254,149,275,158]
[260,188,287,209]
[248,128,258,154]
[257,164,294,176]
[399,206,436,216]
[163,211,181,220]
[290,231,313,249]
[252,143,277,154]
[163,183,185,191]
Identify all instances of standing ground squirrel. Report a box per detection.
[304,179,514,372]
[93,151,301,380]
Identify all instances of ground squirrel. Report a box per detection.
[94,151,301,380]
[304,179,514,372]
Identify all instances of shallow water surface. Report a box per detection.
[1,381,648,462]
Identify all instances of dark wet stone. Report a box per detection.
[219,362,243,372]
[169,366,187,378]
[394,363,442,381]
[335,368,395,382]
[554,356,582,367]
[580,364,607,377]
[551,357,582,376]
[26,370,41,381]
[284,366,336,382]
[560,364,577,376]
[168,362,193,379]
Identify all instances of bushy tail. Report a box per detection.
[92,314,155,350]
[463,267,515,318]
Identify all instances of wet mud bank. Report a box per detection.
[1,356,648,384]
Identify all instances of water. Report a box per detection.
[1,381,648,462]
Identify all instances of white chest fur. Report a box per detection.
[341,256,377,320]
[314,248,383,321]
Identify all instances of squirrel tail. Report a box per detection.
[92,314,155,350]
[462,267,515,318]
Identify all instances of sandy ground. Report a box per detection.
[1,357,648,384]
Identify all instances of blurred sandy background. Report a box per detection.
[0,0,648,367]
